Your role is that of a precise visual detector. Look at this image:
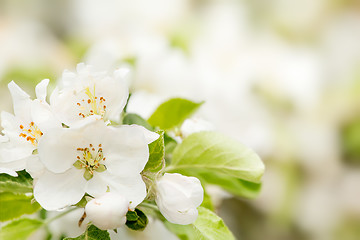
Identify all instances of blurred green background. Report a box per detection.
[0,0,360,239]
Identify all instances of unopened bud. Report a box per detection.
[85,192,129,230]
[155,173,204,225]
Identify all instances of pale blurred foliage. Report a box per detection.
[1,0,360,239]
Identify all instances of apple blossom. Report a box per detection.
[155,173,204,225]
[49,63,129,126]
[34,117,158,210]
[85,192,129,230]
[0,80,60,177]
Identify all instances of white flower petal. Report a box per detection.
[0,112,35,162]
[8,81,32,122]
[38,128,80,173]
[162,173,204,207]
[102,125,151,174]
[50,89,86,126]
[0,141,34,164]
[26,155,45,179]
[34,168,87,210]
[128,125,159,144]
[60,69,78,88]
[84,173,109,197]
[0,135,8,143]
[50,63,129,126]
[31,100,61,133]
[97,171,146,210]
[85,192,129,230]
[1,111,22,140]
[0,157,27,172]
[95,73,128,122]
[35,79,50,102]
[157,177,195,210]
[114,66,131,80]
[0,168,17,176]
[159,204,198,225]
[155,173,204,225]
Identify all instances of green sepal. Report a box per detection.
[125,208,148,231]
[94,164,106,173]
[83,170,93,181]
[126,210,139,222]
[74,195,88,208]
[73,160,83,169]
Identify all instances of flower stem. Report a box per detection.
[44,207,78,225]
[139,202,158,211]
[138,202,166,221]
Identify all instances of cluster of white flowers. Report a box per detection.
[0,63,204,230]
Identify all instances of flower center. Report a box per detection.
[19,122,43,146]
[77,86,107,119]
[73,143,107,180]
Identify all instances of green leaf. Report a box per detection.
[148,98,203,130]
[123,113,153,130]
[125,208,148,231]
[168,132,265,183]
[64,225,110,240]
[197,172,262,199]
[0,218,43,240]
[164,207,235,240]
[0,171,33,193]
[144,131,165,172]
[0,192,41,222]
[164,133,178,155]
[201,190,215,211]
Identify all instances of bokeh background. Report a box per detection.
[1,0,360,239]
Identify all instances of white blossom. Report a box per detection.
[0,80,60,177]
[34,117,158,210]
[155,173,203,225]
[85,192,129,230]
[49,63,129,126]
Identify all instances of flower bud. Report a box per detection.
[85,192,129,230]
[155,173,204,225]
